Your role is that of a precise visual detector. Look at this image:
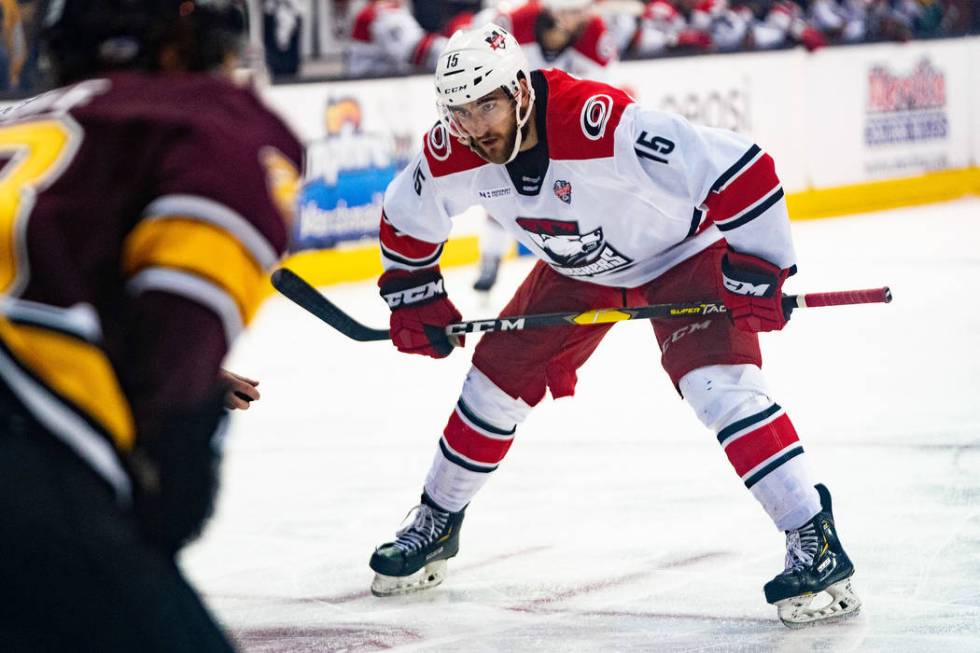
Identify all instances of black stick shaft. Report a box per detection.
[271,268,891,344]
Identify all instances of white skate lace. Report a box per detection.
[784,521,820,572]
[392,504,450,554]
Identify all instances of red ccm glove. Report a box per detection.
[378,266,464,358]
[720,250,791,333]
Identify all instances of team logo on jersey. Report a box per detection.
[426,122,452,161]
[580,94,614,141]
[515,217,634,278]
[260,147,301,226]
[553,179,572,204]
[485,29,507,50]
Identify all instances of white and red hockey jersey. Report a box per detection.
[465,3,616,82]
[347,0,447,77]
[380,69,795,287]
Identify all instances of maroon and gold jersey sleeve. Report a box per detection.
[122,115,301,336]
[118,101,302,432]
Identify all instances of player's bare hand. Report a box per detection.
[220,369,260,410]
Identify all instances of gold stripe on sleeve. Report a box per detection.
[122,217,266,324]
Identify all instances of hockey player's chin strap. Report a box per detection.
[502,83,536,164]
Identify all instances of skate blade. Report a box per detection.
[776,578,862,629]
[371,559,448,597]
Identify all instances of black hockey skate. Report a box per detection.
[472,256,500,292]
[764,484,861,628]
[369,492,465,596]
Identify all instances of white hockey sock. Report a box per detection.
[424,367,531,513]
[424,451,492,513]
[749,455,821,532]
[680,364,822,532]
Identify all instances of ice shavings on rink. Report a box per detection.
[183,198,980,652]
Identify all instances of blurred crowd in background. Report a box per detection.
[0,0,976,93]
[264,0,977,80]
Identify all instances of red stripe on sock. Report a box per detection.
[443,411,514,465]
[723,413,799,477]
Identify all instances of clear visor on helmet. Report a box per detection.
[437,81,534,146]
[441,92,514,137]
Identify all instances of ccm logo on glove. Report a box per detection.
[722,275,774,298]
[719,250,791,333]
[378,266,464,358]
[382,278,446,308]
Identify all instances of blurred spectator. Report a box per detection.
[264,0,303,75]
[598,0,647,54]
[800,0,864,43]
[626,0,710,56]
[904,0,957,36]
[683,0,752,51]
[346,0,447,76]
[748,1,828,50]
[457,0,617,82]
[415,0,483,32]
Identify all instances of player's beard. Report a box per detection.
[466,118,521,165]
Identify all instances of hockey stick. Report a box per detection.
[271,268,892,344]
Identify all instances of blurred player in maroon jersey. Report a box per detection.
[0,0,302,650]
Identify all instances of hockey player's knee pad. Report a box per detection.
[678,364,772,432]
[459,366,532,431]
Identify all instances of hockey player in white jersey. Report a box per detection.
[369,23,861,628]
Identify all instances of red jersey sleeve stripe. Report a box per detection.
[714,186,784,232]
[710,144,762,193]
[702,150,781,227]
[379,212,444,267]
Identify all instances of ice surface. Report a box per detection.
[184,198,980,651]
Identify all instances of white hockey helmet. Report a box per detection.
[434,23,535,163]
